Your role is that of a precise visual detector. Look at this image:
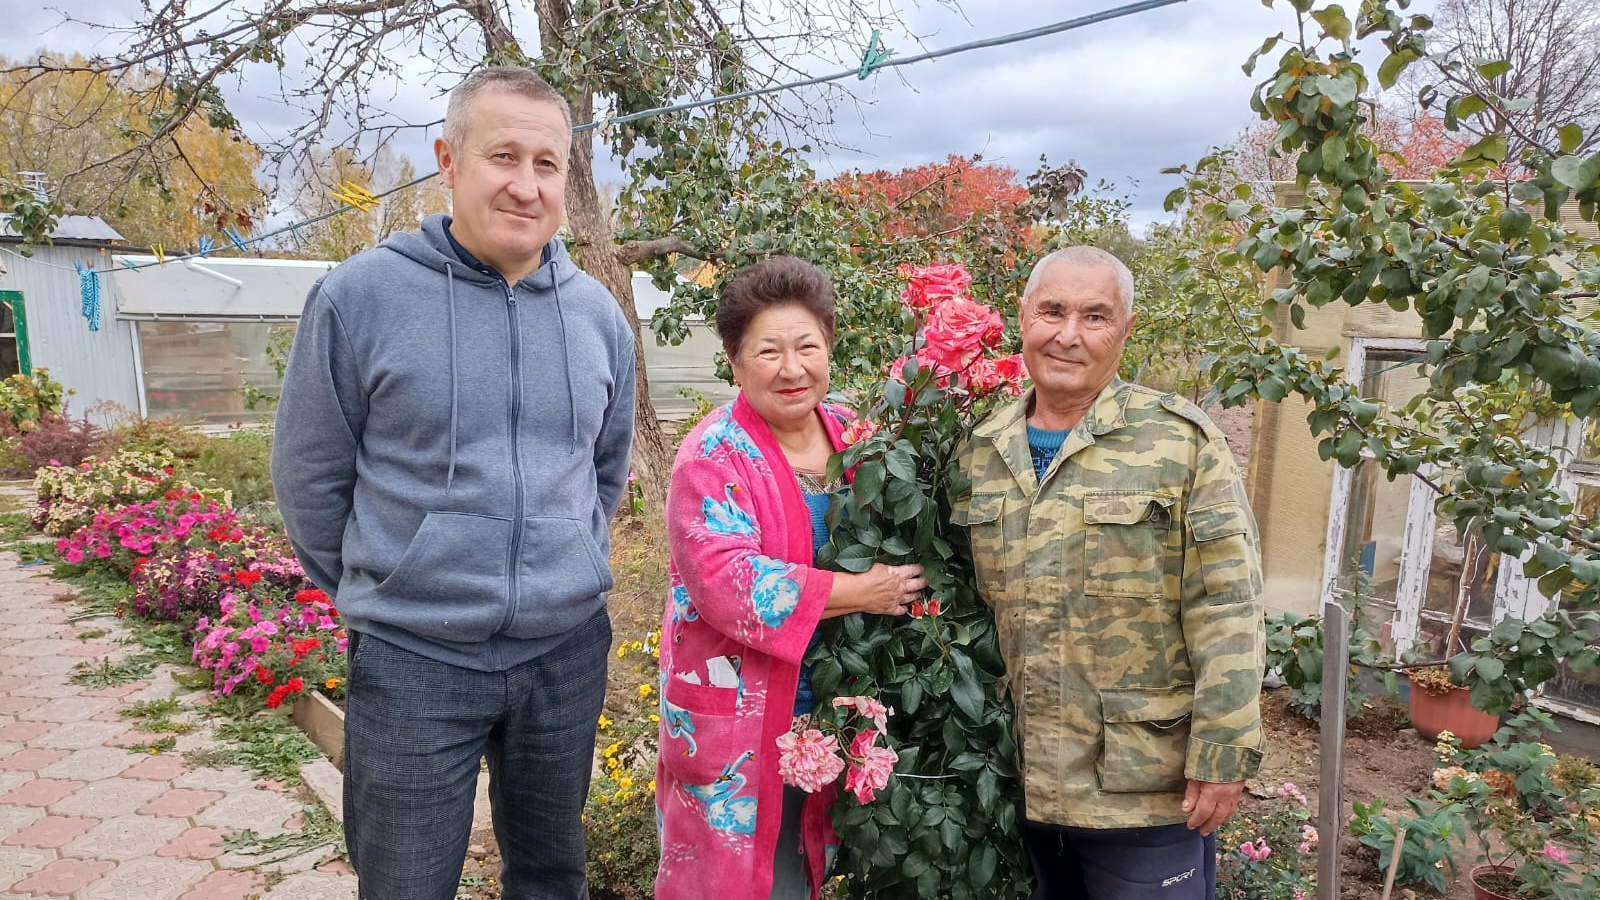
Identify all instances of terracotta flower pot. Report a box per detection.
[1469,864,1520,900]
[1408,681,1499,748]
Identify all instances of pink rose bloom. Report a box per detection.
[844,729,898,804]
[776,728,845,793]
[832,695,893,734]
[1541,843,1570,865]
[921,297,1003,373]
[965,358,1004,395]
[993,354,1029,395]
[899,263,972,311]
[840,418,880,446]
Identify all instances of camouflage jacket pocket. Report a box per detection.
[1082,491,1175,598]
[952,492,1006,591]
[1187,502,1261,601]
[1096,685,1192,794]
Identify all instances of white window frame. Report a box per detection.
[1320,338,1599,723]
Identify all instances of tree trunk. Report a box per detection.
[533,0,674,514]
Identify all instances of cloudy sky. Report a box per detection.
[4,0,1412,228]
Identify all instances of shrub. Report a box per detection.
[186,429,275,507]
[192,584,345,703]
[1217,783,1317,900]
[108,415,210,463]
[128,525,301,624]
[0,369,65,431]
[54,491,242,578]
[0,413,109,477]
[587,634,660,900]
[31,450,187,536]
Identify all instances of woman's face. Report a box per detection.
[729,304,831,432]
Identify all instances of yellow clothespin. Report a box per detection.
[332,181,380,212]
[152,244,167,267]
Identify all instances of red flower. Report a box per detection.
[255,666,274,685]
[922,297,1003,374]
[909,599,924,618]
[926,598,942,616]
[899,263,973,311]
[295,588,328,605]
[265,685,290,708]
[840,419,880,446]
[287,677,305,692]
[218,571,233,583]
[993,354,1029,395]
[235,570,262,588]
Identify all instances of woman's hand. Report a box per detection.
[824,562,927,618]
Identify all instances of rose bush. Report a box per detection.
[810,263,1031,900]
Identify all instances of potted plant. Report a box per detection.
[1406,532,1501,748]
[1431,715,1600,900]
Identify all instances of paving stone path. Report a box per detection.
[0,549,358,900]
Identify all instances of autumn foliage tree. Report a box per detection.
[0,54,265,248]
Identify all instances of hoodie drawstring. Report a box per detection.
[445,263,460,493]
[551,276,578,455]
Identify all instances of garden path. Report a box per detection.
[0,541,357,900]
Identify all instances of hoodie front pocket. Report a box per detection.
[375,512,513,642]
[511,517,612,628]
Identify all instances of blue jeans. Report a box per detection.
[343,611,611,900]
[1024,819,1217,900]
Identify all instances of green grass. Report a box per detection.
[220,801,345,866]
[125,735,178,754]
[120,698,194,735]
[76,627,109,641]
[68,654,156,689]
[186,716,320,786]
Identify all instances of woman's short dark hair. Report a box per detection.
[715,257,836,358]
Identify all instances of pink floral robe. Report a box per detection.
[655,394,849,900]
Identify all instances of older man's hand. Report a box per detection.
[1183,779,1245,835]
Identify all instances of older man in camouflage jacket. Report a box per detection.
[954,246,1265,900]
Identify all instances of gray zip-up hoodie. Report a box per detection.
[271,215,636,671]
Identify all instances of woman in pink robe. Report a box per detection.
[656,258,925,900]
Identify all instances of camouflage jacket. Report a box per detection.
[953,379,1265,828]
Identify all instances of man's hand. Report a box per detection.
[1182,779,1245,835]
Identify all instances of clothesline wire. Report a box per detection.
[16,0,1186,277]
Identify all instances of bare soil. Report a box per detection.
[1251,687,1474,900]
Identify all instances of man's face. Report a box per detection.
[435,90,569,281]
[1019,262,1136,408]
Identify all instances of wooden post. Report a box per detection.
[1317,599,1350,900]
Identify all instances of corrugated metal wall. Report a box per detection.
[0,244,140,420]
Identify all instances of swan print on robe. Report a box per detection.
[684,751,758,836]
[668,583,698,627]
[698,413,763,461]
[702,483,757,538]
[658,679,699,757]
[747,555,801,628]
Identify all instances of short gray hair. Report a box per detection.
[1022,246,1135,314]
[443,67,573,147]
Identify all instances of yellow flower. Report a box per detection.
[649,713,661,723]
[630,640,644,653]
[607,757,621,772]
[638,683,653,699]
[603,740,623,758]
[597,714,613,731]
[618,776,633,791]
[616,646,628,659]
[648,779,656,794]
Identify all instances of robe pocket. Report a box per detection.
[1083,492,1175,598]
[1097,686,1192,794]
[659,676,747,787]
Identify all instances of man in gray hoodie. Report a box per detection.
[272,67,636,900]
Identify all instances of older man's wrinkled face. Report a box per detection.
[1020,262,1135,409]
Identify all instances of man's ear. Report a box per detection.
[435,138,456,189]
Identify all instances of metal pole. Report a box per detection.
[1317,600,1350,900]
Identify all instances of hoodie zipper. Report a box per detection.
[501,280,525,633]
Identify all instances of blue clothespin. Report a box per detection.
[223,225,248,252]
[197,235,216,258]
[119,257,141,271]
[858,29,893,79]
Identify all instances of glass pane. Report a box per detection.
[138,321,294,426]
[0,299,14,336]
[0,338,16,378]
[1336,461,1412,606]
[1362,350,1428,407]
[1542,484,1600,710]
[1421,517,1499,652]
